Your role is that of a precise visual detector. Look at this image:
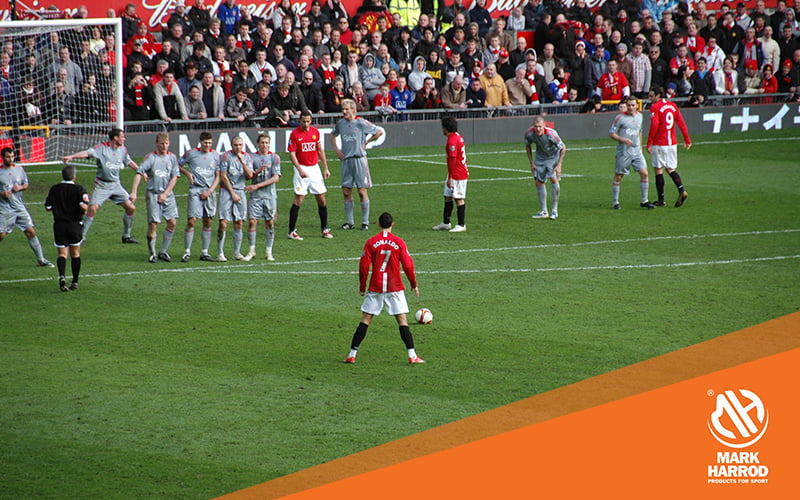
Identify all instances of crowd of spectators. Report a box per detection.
[2,0,800,129]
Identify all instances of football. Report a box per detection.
[415,308,433,324]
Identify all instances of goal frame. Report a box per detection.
[0,17,124,165]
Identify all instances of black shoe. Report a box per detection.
[158,252,172,262]
[59,276,68,292]
[360,224,369,231]
[612,203,621,210]
[654,199,667,207]
[640,201,656,209]
[339,223,355,230]
[122,236,140,244]
[675,191,688,207]
[68,282,79,291]
[199,254,215,262]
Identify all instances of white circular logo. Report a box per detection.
[707,389,769,448]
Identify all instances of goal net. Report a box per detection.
[0,18,123,166]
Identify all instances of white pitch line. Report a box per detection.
[131,254,800,275]
[1,228,797,284]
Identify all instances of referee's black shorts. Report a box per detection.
[53,221,83,247]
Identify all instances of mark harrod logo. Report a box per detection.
[707,389,770,484]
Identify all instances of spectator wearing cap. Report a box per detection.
[569,40,590,98]
[188,0,212,34]
[126,39,154,76]
[496,48,515,81]
[614,43,633,84]
[741,59,763,93]
[735,2,753,31]
[775,58,797,99]
[308,1,330,31]
[126,22,157,57]
[166,1,196,36]
[177,61,202,96]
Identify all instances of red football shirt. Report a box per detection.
[287,126,322,166]
[647,98,692,148]
[359,230,417,294]
[597,71,629,101]
[446,132,469,181]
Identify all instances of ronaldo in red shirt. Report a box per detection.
[344,212,425,364]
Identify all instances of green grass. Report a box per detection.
[1,129,798,499]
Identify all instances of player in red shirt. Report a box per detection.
[432,115,470,232]
[646,86,692,207]
[344,212,425,364]
[287,111,332,240]
[595,60,630,102]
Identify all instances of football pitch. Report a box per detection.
[1,128,798,499]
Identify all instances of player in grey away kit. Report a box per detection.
[131,132,181,262]
[217,136,253,262]
[0,147,54,267]
[608,97,656,210]
[524,116,566,220]
[244,134,281,261]
[62,128,141,243]
[179,131,221,262]
[330,99,383,231]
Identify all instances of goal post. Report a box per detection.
[0,17,123,166]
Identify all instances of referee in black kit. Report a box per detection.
[45,165,89,292]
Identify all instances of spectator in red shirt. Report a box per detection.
[595,59,630,102]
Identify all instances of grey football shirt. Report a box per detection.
[139,152,180,193]
[180,148,220,188]
[524,126,565,163]
[332,117,380,159]
[88,142,132,183]
[609,112,643,156]
[250,152,282,200]
[219,151,252,190]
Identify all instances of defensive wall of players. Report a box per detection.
[120,101,800,154]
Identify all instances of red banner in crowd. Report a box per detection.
[0,0,786,27]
